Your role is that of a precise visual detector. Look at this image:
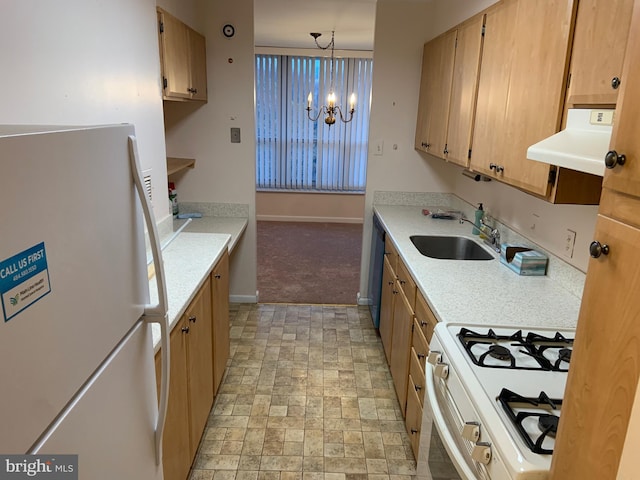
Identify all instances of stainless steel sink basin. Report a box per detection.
[410,235,494,260]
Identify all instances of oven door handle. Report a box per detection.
[425,365,480,480]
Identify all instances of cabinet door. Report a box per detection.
[157,9,191,100]
[186,278,214,457]
[551,213,640,479]
[189,28,208,102]
[155,323,191,480]
[446,14,485,167]
[471,0,574,196]
[602,0,640,198]
[390,286,413,416]
[379,255,396,365]
[566,0,634,106]
[212,250,230,394]
[415,30,457,158]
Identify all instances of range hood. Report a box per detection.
[527,108,614,176]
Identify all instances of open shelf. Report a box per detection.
[167,157,195,176]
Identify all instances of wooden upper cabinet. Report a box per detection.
[566,0,634,106]
[446,14,485,167]
[470,0,575,197]
[157,8,207,102]
[188,29,207,102]
[415,30,457,158]
[602,0,640,198]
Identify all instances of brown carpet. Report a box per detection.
[257,221,363,304]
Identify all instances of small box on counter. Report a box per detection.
[500,244,548,276]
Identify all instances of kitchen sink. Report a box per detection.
[410,235,494,260]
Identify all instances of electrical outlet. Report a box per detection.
[564,229,576,258]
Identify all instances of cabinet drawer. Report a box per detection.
[396,259,417,311]
[410,347,426,406]
[412,319,429,371]
[406,373,423,459]
[385,239,399,275]
[415,292,438,343]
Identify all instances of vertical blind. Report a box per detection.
[255,54,373,192]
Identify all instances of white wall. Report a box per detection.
[162,0,257,300]
[0,0,169,221]
[359,0,458,298]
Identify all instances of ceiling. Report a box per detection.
[254,0,378,51]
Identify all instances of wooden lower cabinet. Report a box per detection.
[379,255,396,365]
[212,249,230,394]
[186,277,214,456]
[405,373,423,459]
[390,282,414,416]
[155,324,191,480]
[155,252,230,480]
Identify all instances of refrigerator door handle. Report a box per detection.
[128,135,170,466]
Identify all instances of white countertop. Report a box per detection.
[150,216,247,352]
[374,205,581,330]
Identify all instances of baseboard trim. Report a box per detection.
[230,294,258,303]
[257,214,363,224]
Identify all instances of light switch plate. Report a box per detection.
[231,127,241,143]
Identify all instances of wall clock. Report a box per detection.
[222,24,235,38]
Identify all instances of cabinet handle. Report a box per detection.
[415,384,422,392]
[399,279,406,285]
[443,147,449,155]
[189,316,197,323]
[214,274,222,279]
[420,321,428,327]
[187,87,198,94]
[604,150,626,169]
[489,163,504,173]
[422,142,431,149]
[589,241,610,258]
[181,326,190,334]
[411,428,419,435]
[417,353,426,360]
[611,76,621,89]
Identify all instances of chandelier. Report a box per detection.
[305,31,356,125]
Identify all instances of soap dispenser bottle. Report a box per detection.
[473,203,483,235]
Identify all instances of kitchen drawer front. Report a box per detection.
[406,372,424,459]
[415,292,438,343]
[385,239,399,275]
[410,346,426,406]
[412,318,429,373]
[397,259,417,310]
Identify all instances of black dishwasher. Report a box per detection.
[368,214,385,328]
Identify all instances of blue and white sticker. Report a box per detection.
[0,242,51,323]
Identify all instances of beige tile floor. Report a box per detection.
[189,303,417,480]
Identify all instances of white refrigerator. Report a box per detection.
[0,125,170,479]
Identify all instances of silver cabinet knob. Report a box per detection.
[427,351,442,365]
[434,363,449,379]
[462,422,480,442]
[472,442,492,464]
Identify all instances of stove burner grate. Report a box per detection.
[497,388,563,455]
[457,328,574,371]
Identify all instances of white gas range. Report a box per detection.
[416,322,574,480]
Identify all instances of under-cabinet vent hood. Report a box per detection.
[527,108,614,176]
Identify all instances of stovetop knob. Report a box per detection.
[427,351,442,365]
[434,363,449,379]
[462,422,480,442]
[471,442,492,465]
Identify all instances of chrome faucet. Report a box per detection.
[459,217,501,253]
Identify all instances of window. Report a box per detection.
[255,54,373,192]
